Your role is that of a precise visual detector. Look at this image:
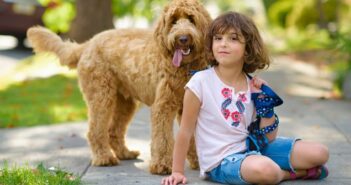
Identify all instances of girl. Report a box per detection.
[161,11,329,185]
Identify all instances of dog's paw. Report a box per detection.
[189,161,199,170]
[149,162,172,175]
[187,155,199,170]
[117,150,140,160]
[91,154,120,166]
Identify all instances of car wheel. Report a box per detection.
[15,36,27,49]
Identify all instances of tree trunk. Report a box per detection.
[68,0,114,43]
[316,0,328,30]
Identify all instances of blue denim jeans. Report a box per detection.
[206,137,299,185]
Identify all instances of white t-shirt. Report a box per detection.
[185,67,254,178]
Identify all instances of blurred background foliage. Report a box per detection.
[38,0,349,99]
[36,0,351,55]
[1,0,351,127]
[111,0,167,22]
[36,0,168,33]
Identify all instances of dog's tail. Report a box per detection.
[27,26,85,69]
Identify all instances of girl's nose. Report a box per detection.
[220,38,228,46]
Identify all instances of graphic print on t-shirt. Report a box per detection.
[221,88,247,127]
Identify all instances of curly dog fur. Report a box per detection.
[27,0,211,174]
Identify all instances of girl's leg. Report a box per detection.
[290,140,329,170]
[261,137,329,180]
[241,155,290,184]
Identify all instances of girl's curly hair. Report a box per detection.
[206,11,270,73]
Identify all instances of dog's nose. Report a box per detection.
[179,35,188,44]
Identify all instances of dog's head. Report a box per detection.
[154,0,211,67]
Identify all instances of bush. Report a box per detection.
[331,31,351,95]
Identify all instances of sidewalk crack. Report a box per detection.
[80,161,91,178]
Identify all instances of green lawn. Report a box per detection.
[0,53,87,128]
[0,163,82,185]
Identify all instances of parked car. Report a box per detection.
[0,0,45,48]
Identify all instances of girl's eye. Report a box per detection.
[231,37,238,41]
[214,36,222,40]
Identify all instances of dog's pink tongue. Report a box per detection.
[172,49,182,67]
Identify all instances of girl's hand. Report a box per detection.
[161,172,187,185]
[250,76,268,93]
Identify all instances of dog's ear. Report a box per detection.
[193,4,212,36]
[153,5,170,56]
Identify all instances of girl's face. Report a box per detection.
[212,29,245,67]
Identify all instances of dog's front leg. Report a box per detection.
[149,82,178,175]
[108,93,140,160]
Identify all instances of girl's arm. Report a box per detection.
[162,89,201,185]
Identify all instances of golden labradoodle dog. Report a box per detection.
[27,0,211,174]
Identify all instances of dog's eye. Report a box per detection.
[188,16,195,24]
[172,19,177,25]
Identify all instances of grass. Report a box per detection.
[0,53,87,128]
[0,162,82,185]
[329,59,350,97]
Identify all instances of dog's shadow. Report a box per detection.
[83,158,162,184]
[81,107,220,184]
[80,107,164,183]
[83,159,221,185]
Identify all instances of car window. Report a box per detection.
[4,0,41,5]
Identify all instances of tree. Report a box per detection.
[68,0,114,43]
[40,0,167,42]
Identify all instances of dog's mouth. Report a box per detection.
[172,45,192,67]
[180,47,191,55]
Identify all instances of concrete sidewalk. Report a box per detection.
[1,56,351,185]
